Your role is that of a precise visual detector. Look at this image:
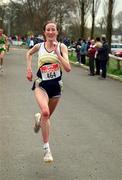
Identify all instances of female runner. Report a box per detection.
[26,21,71,163]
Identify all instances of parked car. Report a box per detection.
[114,50,122,57]
[111,43,122,54]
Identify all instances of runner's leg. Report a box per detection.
[34,87,50,143]
[0,51,5,71]
[34,88,60,162]
[49,97,60,116]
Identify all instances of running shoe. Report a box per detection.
[43,149,53,163]
[34,113,41,133]
[1,67,4,72]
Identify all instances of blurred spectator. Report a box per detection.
[0,28,7,72]
[94,37,102,75]
[75,38,81,63]
[7,36,12,52]
[63,37,70,47]
[29,35,34,49]
[34,35,44,45]
[80,39,87,64]
[88,39,96,76]
[87,37,91,50]
[98,36,110,79]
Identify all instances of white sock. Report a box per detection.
[43,142,50,152]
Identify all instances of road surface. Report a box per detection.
[0,47,122,180]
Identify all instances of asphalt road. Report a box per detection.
[0,47,122,180]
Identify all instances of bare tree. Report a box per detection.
[9,0,55,34]
[90,0,101,38]
[8,0,76,36]
[96,17,106,35]
[51,0,76,39]
[106,0,116,48]
[77,0,92,38]
[0,4,6,28]
[23,0,53,32]
[68,21,81,40]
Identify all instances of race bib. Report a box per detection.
[40,63,61,81]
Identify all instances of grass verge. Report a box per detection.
[69,52,122,79]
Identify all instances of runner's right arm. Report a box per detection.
[26,43,40,81]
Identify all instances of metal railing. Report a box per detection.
[109,54,122,70]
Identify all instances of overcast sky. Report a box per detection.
[113,0,122,15]
[98,0,122,17]
[113,0,122,14]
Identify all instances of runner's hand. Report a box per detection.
[26,68,33,81]
[53,41,60,57]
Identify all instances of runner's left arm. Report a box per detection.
[54,43,71,72]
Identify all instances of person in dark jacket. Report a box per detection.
[75,38,81,63]
[98,36,110,79]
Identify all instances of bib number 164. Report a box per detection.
[47,72,56,79]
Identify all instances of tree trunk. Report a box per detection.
[80,1,85,38]
[106,0,114,51]
[91,0,95,39]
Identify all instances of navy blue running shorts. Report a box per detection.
[32,78,63,98]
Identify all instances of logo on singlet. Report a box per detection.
[40,63,61,80]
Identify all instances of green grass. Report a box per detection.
[69,52,122,78]
[108,68,122,76]
[69,52,77,62]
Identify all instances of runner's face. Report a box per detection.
[44,23,58,41]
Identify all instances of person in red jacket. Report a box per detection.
[88,39,96,76]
